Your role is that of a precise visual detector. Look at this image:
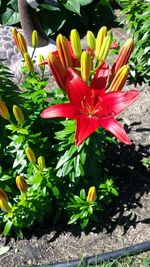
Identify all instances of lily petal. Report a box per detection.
[75,115,99,146]
[102,90,140,116]
[91,62,109,94]
[40,103,76,119]
[66,68,91,104]
[99,118,131,144]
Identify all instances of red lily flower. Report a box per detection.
[40,68,139,146]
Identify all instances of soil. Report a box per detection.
[0,10,150,267]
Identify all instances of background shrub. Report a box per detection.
[117,0,150,84]
[0,0,117,37]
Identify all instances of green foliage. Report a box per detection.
[0,60,118,236]
[0,0,117,37]
[118,0,150,84]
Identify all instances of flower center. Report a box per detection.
[81,95,103,117]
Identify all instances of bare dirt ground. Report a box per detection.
[0,10,150,267]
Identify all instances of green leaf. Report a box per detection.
[52,186,60,198]
[62,0,80,15]
[39,3,60,11]
[68,214,80,224]
[74,195,85,204]
[111,188,119,197]
[80,210,88,219]
[0,175,12,181]
[78,0,94,6]
[4,220,12,236]
[1,8,19,25]
[80,189,86,199]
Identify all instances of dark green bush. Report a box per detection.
[0,0,117,37]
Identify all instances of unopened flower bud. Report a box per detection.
[16,175,28,193]
[38,54,45,72]
[13,105,25,124]
[87,186,97,202]
[37,156,46,170]
[0,98,10,121]
[56,34,73,69]
[24,53,34,72]
[47,52,66,90]
[25,147,36,164]
[0,188,8,201]
[17,32,28,54]
[32,30,38,48]
[70,29,82,60]
[0,200,11,212]
[96,30,112,62]
[95,26,107,60]
[81,51,92,82]
[87,31,96,52]
[0,189,11,212]
[11,28,19,48]
[108,65,130,92]
[111,38,134,78]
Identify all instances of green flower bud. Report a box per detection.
[25,147,36,164]
[32,30,38,48]
[87,31,96,52]
[13,105,25,124]
[70,29,82,60]
[38,156,46,170]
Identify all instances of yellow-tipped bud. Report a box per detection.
[101,30,112,60]
[11,28,19,48]
[56,34,73,69]
[37,156,46,170]
[112,38,134,76]
[0,200,11,212]
[16,175,28,193]
[108,65,130,92]
[38,54,45,72]
[32,30,38,48]
[87,186,97,202]
[87,31,96,52]
[17,32,28,54]
[95,26,107,60]
[0,98,10,121]
[81,51,92,82]
[0,188,8,201]
[96,30,112,62]
[24,53,34,72]
[70,29,82,60]
[0,189,11,212]
[13,105,25,124]
[25,147,36,164]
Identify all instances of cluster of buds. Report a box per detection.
[11,28,39,72]
[0,189,11,212]
[43,26,133,92]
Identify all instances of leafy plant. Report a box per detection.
[117,0,150,84]
[0,23,139,236]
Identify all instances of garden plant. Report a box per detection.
[0,24,140,237]
[117,0,150,84]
